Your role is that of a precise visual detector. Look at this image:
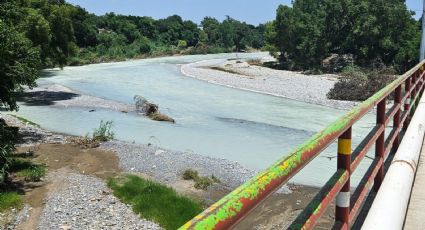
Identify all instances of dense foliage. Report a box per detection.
[2,0,265,67]
[266,0,421,72]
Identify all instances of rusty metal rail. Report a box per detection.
[179,60,425,230]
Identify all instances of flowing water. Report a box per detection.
[9,53,375,186]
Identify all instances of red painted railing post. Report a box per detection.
[393,86,402,151]
[374,99,386,191]
[411,69,422,110]
[404,76,412,131]
[336,127,352,227]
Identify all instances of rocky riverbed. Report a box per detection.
[37,170,161,230]
[181,58,359,110]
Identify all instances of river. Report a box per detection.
[9,53,375,186]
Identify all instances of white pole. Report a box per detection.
[362,93,425,229]
[420,0,425,61]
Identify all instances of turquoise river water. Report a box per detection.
[9,53,376,186]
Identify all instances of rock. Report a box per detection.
[134,95,175,123]
[154,150,165,156]
[134,95,158,115]
[148,112,175,123]
[322,53,354,73]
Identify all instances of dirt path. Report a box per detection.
[14,143,121,229]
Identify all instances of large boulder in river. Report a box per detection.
[134,95,158,115]
[133,95,175,123]
[322,54,354,73]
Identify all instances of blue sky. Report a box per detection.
[67,0,422,25]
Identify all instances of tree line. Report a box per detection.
[1,0,266,68]
[265,0,421,73]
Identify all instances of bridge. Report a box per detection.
[179,60,425,230]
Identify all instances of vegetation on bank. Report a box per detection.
[0,122,45,214]
[108,175,203,230]
[70,120,115,148]
[328,65,398,101]
[263,0,420,100]
[265,0,420,73]
[11,159,46,182]
[0,192,22,212]
[10,115,40,128]
[182,169,221,190]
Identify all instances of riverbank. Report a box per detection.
[17,84,134,113]
[0,113,334,229]
[181,58,359,110]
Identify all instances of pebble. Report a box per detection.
[37,172,162,230]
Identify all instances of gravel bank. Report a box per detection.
[101,141,291,194]
[181,58,358,110]
[37,170,161,230]
[1,113,67,147]
[19,84,133,112]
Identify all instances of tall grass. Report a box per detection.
[92,120,114,142]
[0,192,22,212]
[108,175,203,230]
[9,159,46,182]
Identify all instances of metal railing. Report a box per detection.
[179,60,425,230]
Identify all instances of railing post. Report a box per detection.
[421,66,425,94]
[374,99,386,191]
[336,127,352,227]
[393,86,402,151]
[414,71,420,110]
[411,72,418,115]
[404,76,412,131]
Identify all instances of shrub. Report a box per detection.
[9,159,46,182]
[16,165,46,182]
[0,123,17,184]
[0,146,12,184]
[92,120,114,142]
[182,169,220,190]
[194,177,213,190]
[328,65,397,101]
[182,169,199,180]
[108,175,203,230]
[177,40,188,50]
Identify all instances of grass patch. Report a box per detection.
[10,115,40,127]
[108,175,203,230]
[182,169,220,190]
[0,192,23,212]
[9,159,46,182]
[16,165,45,182]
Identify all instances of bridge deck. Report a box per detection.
[404,136,425,229]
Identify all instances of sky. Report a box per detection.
[67,0,423,25]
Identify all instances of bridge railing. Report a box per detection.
[179,60,425,230]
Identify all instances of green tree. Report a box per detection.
[49,4,77,67]
[0,20,40,111]
[268,0,420,71]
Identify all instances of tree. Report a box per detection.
[268,0,420,71]
[0,20,40,111]
[49,4,77,67]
